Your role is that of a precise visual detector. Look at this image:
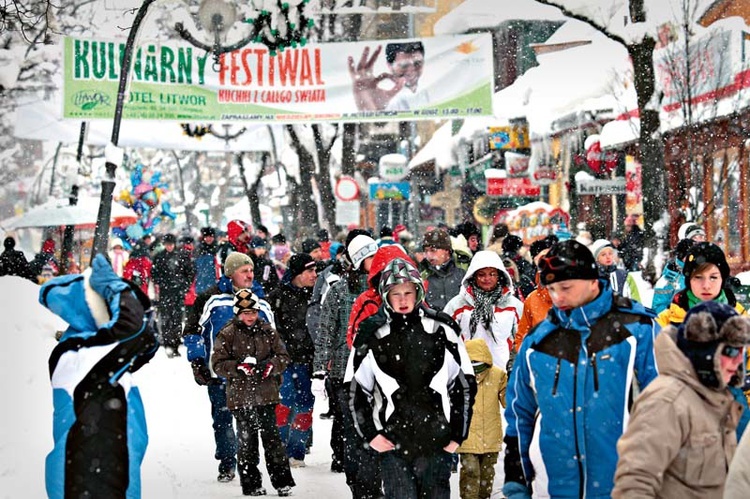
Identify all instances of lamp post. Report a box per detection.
[91,0,157,259]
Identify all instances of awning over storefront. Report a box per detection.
[600,118,640,149]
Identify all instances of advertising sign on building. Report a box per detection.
[62,33,495,123]
[485,169,540,197]
[576,177,627,195]
[505,151,530,176]
[369,182,410,201]
[489,124,529,150]
[378,154,408,181]
[335,200,360,226]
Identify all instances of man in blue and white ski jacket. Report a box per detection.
[503,240,659,499]
[41,254,158,499]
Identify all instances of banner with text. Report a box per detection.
[62,33,494,123]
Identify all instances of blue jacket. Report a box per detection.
[183,275,274,371]
[40,254,157,499]
[504,281,659,498]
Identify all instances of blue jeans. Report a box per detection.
[277,363,314,460]
[208,382,237,472]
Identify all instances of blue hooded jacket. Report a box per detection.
[504,280,659,498]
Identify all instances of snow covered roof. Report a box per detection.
[408,121,455,170]
[433,0,566,35]
[600,117,640,149]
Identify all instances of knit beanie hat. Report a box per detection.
[678,222,706,241]
[676,301,750,389]
[288,253,316,279]
[422,229,452,252]
[224,252,254,277]
[201,227,216,238]
[233,288,261,315]
[301,238,321,254]
[378,257,425,310]
[538,240,598,285]
[589,239,615,260]
[250,236,268,249]
[347,234,378,270]
[529,235,558,260]
[4,237,15,249]
[682,242,730,285]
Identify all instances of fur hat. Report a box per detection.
[378,257,425,310]
[676,301,750,389]
[233,288,261,315]
[224,252,254,277]
[538,240,598,285]
[682,242,730,285]
[347,234,378,270]
[502,235,524,255]
[287,253,316,279]
[422,229,452,252]
[589,239,615,260]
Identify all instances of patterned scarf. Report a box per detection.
[469,284,505,339]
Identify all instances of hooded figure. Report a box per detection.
[614,301,750,498]
[40,254,158,499]
[444,250,524,369]
[346,257,476,498]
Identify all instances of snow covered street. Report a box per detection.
[0,275,503,498]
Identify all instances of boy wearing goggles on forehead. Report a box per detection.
[503,240,659,499]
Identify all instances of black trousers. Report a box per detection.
[334,381,383,498]
[233,404,295,491]
[380,451,452,499]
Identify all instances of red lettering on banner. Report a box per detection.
[219,48,325,88]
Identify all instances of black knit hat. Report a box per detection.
[422,229,452,251]
[530,235,559,260]
[502,235,524,254]
[200,227,216,237]
[301,238,321,254]
[288,253,316,279]
[682,242,730,285]
[538,240,598,285]
[676,301,750,389]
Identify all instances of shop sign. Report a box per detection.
[369,181,410,201]
[505,151,530,176]
[335,200,360,225]
[576,177,626,195]
[487,177,541,197]
[466,154,493,191]
[489,124,529,150]
[532,165,558,185]
[378,153,408,181]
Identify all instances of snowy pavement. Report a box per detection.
[0,275,504,498]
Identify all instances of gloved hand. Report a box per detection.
[311,370,327,380]
[191,359,212,386]
[260,362,274,379]
[237,363,256,376]
[311,377,327,399]
[502,482,532,499]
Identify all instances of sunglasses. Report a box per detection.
[721,345,745,359]
[538,254,578,272]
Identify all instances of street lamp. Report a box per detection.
[92,0,313,258]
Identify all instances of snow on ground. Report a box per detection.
[0,275,504,498]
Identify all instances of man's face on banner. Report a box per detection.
[390,51,424,90]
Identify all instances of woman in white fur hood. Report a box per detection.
[444,250,524,369]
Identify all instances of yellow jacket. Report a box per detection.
[458,339,507,454]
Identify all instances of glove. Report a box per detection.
[237,363,256,376]
[261,362,274,379]
[502,482,532,499]
[311,377,327,399]
[311,370,327,380]
[191,360,212,386]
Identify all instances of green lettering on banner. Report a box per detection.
[161,47,176,83]
[92,41,106,79]
[107,42,118,79]
[178,48,192,84]
[74,39,89,79]
[196,52,208,85]
[144,45,158,82]
[133,47,143,80]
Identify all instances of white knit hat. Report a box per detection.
[347,235,378,270]
[589,239,615,260]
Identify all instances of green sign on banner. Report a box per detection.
[63,33,495,123]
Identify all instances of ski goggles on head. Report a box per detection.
[538,254,578,273]
[721,345,745,359]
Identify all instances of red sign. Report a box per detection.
[487,177,541,197]
[585,138,618,175]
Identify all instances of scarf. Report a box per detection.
[469,284,505,339]
[687,289,728,309]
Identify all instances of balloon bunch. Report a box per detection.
[116,163,177,245]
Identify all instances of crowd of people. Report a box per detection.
[16,216,750,498]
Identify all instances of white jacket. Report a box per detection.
[443,250,523,368]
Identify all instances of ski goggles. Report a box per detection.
[538,254,578,273]
[721,345,745,359]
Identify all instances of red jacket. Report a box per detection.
[346,245,417,347]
